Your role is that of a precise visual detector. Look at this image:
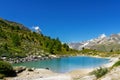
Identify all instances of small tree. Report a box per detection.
[12,34,21,47]
[3,43,8,51]
[82,47,85,50]
[110,49,113,52]
[63,43,69,51]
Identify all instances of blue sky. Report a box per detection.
[0,0,120,42]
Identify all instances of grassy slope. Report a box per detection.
[0,18,78,58]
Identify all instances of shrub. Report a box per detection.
[90,67,108,78]
[0,60,16,77]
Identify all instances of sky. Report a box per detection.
[0,0,120,43]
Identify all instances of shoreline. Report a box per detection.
[102,57,119,68]
[5,68,94,80]
[1,54,116,64]
[1,55,59,64]
[4,55,120,80]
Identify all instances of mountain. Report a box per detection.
[0,18,29,31]
[68,33,120,52]
[0,18,71,58]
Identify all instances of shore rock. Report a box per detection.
[14,66,26,73]
[79,75,96,80]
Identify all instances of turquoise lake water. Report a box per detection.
[13,56,110,73]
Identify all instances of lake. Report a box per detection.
[13,56,110,73]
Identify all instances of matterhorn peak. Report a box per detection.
[34,26,42,34]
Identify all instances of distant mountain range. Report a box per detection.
[68,33,120,52]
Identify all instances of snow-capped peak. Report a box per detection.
[99,34,106,39]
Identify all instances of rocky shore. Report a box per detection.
[5,66,70,80]
[0,55,59,64]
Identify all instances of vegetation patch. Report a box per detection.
[112,60,120,68]
[0,60,16,78]
[0,74,5,79]
[0,18,77,59]
[90,67,108,78]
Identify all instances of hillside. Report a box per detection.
[69,34,120,52]
[0,18,73,59]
